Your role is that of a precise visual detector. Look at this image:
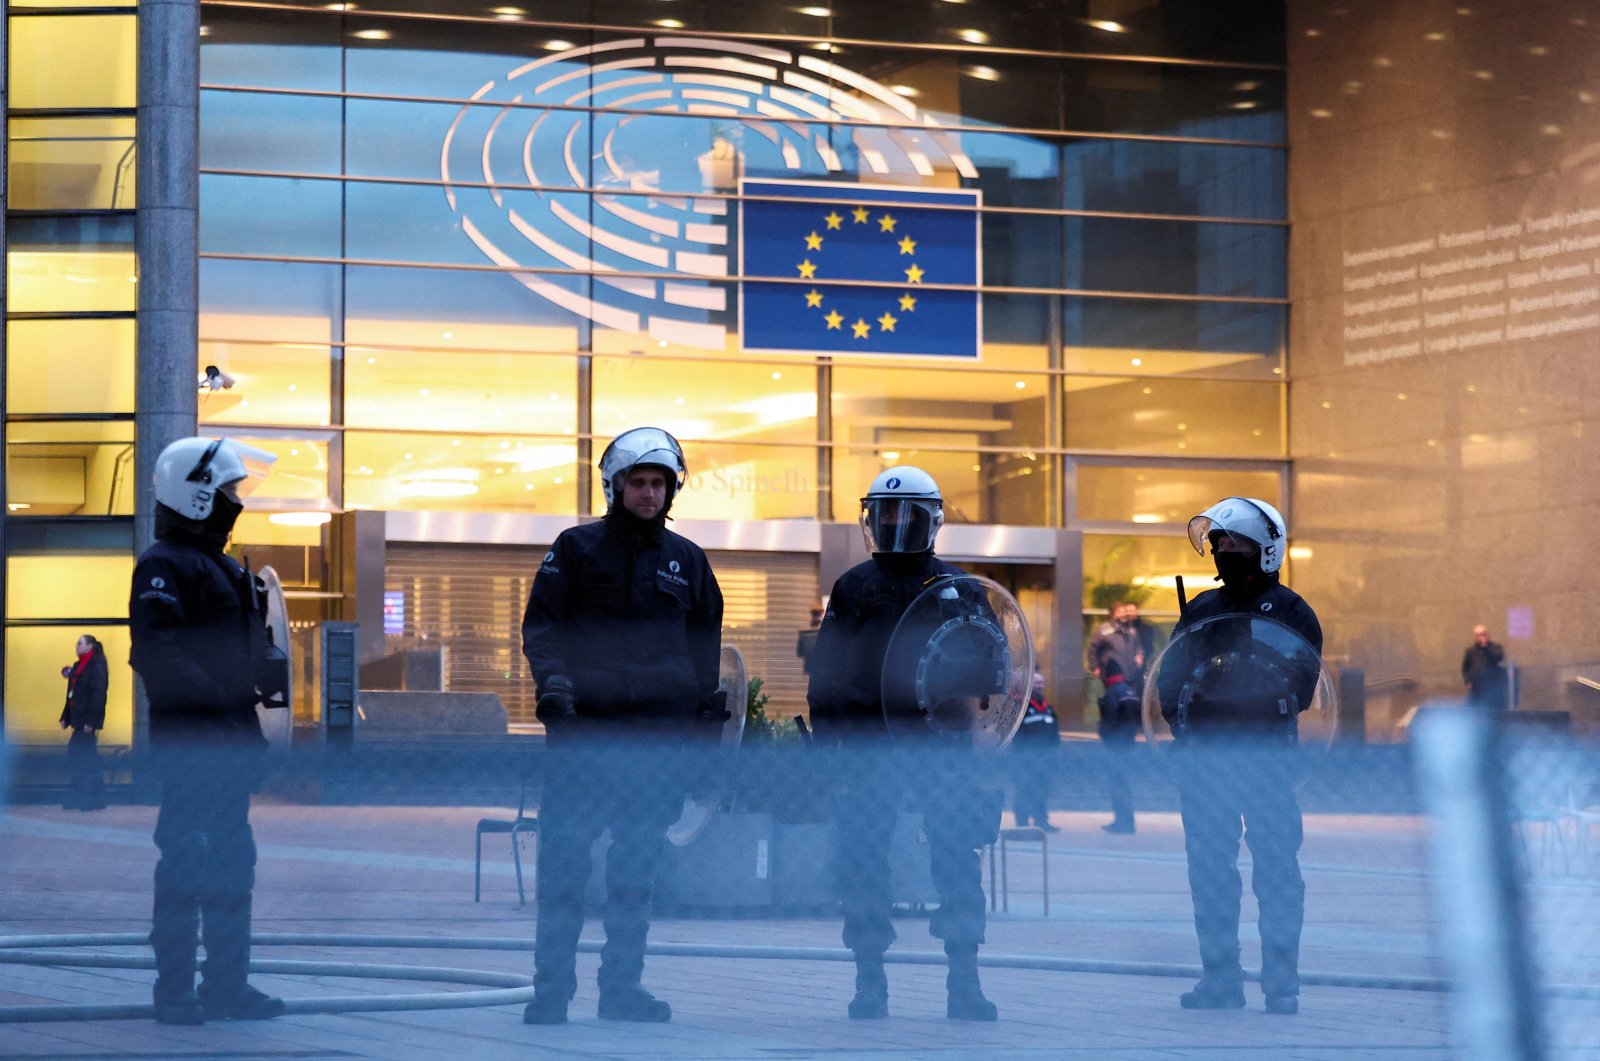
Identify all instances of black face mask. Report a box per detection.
[203,490,245,541]
[1213,550,1261,591]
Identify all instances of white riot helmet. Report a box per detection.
[1186,496,1287,575]
[599,426,687,511]
[153,436,276,522]
[860,466,944,554]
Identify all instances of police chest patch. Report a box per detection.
[1260,602,1273,612]
[658,568,689,587]
[544,551,554,563]
[151,577,166,589]
[668,560,681,573]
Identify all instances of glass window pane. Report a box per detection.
[8,216,137,314]
[1075,465,1280,526]
[1063,63,1284,143]
[1084,534,1221,620]
[201,258,340,345]
[588,439,818,522]
[1064,140,1285,221]
[833,443,1053,527]
[833,366,1050,451]
[346,347,578,434]
[201,174,342,257]
[1065,377,1282,457]
[200,8,343,91]
[201,89,343,172]
[7,318,136,415]
[8,116,138,210]
[7,554,134,620]
[1064,297,1284,377]
[592,356,814,446]
[10,15,137,109]
[6,421,135,516]
[344,265,590,352]
[4,625,134,746]
[345,431,578,514]
[1065,217,1285,298]
[196,341,332,427]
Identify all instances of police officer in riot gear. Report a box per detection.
[521,426,724,1026]
[130,436,287,1026]
[807,466,1001,1022]
[1155,497,1322,1016]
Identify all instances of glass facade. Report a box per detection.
[2,5,139,742]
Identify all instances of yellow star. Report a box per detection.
[824,211,843,230]
[877,312,898,332]
[898,235,917,255]
[804,231,824,250]
[851,318,872,339]
[852,205,871,224]
[805,289,824,308]
[898,292,917,312]
[904,263,924,284]
[878,214,897,233]
[797,259,817,278]
[825,309,844,330]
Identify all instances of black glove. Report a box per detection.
[536,675,578,727]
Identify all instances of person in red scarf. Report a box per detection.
[1011,671,1060,831]
[59,634,109,810]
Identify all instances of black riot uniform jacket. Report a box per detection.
[129,525,269,749]
[1157,577,1323,742]
[807,551,968,741]
[522,511,723,725]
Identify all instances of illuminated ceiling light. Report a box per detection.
[401,480,480,498]
[1014,380,1026,389]
[1130,357,1143,366]
[881,451,901,461]
[367,356,377,364]
[812,42,836,51]
[544,39,576,51]
[1131,513,1163,524]
[1373,56,1392,67]
[1230,100,1259,110]
[489,5,524,14]
[1396,393,1407,400]
[287,384,298,392]
[1456,6,1472,13]
[1528,44,1548,56]
[199,25,212,36]
[1288,546,1313,561]
[1235,80,1261,91]
[966,65,1000,81]
[352,28,390,40]
[1425,31,1446,40]
[269,512,333,527]
[1581,90,1597,104]
[675,396,686,405]
[655,18,685,27]
[443,330,453,339]
[1087,19,1126,33]
[1305,28,1322,37]
[798,5,832,15]
[1541,123,1563,136]
[771,371,783,379]
[1310,108,1333,118]
[1471,69,1494,80]
[1141,386,1152,394]
[1176,422,1188,431]
[957,28,989,44]
[324,2,354,8]
[890,84,920,98]
[7,503,31,512]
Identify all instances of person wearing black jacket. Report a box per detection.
[1089,602,1157,833]
[807,466,1001,1023]
[1461,625,1509,709]
[520,427,724,1027]
[1011,671,1060,830]
[60,634,109,810]
[1154,497,1322,1017]
[129,436,286,1027]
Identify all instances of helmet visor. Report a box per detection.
[861,498,938,554]
[1187,516,1259,559]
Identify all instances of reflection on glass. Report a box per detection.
[3,625,134,746]
[9,217,137,314]
[7,318,136,415]
[590,440,818,522]
[345,431,578,513]
[197,341,332,426]
[201,174,343,257]
[346,347,577,434]
[1063,296,1284,373]
[8,116,137,210]
[592,357,814,448]
[1065,377,1282,457]
[5,421,136,516]
[200,259,340,344]
[220,435,334,506]
[343,265,590,351]
[200,8,343,91]
[1075,464,1279,526]
[833,366,1049,450]
[9,15,137,109]
[833,442,1052,527]
[1063,139,1286,220]
[1083,533,1226,617]
[7,555,134,620]
[1065,216,1285,298]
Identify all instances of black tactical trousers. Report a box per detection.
[150,747,259,1008]
[65,729,105,809]
[832,745,999,957]
[533,733,687,1001]
[1176,748,1305,996]
[1098,717,1139,825]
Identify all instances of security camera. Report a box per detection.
[200,365,237,391]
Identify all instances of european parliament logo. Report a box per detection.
[739,180,982,360]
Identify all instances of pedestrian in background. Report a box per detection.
[59,634,108,811]
[1089,601,1155,833]
[1461,624,1508,709]
[1011,671,1060,831]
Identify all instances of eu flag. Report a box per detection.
[739,180,981,359]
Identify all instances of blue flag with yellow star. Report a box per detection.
[739,180,981,358]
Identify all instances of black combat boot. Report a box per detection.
[944,943,997,1021]
[847,955,888,1019]
[202,984,286,1021]
[597,984,672,1022]
[1179,976,1246,1010]
[522,994,569,1025]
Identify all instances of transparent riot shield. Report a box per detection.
[255,565,294,751]
[881,575,1034,751]
[667,643,748,846]
[1141,613,1337,747]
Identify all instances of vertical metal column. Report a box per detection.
[816,357,832,522]
[0,14,10,735]
[134,0,201,750]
